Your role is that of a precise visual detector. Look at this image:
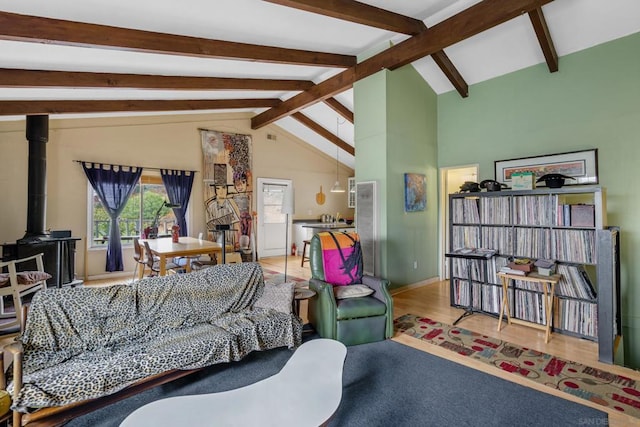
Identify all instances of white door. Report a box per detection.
[257,178,292,258]
[439,165,479,280]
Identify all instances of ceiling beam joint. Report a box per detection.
[252,0,555,129]
[528,8,559,73]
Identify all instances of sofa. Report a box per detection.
[2,262,302,425]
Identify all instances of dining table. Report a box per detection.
[140,236,233,277]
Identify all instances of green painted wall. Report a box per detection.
[353,71,388,278]
[438,32,640,366]
[355,66,438,287]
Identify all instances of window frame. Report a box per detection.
[87,173,184,249]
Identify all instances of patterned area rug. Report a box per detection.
[262,269,308,287]
[394,314,640,419]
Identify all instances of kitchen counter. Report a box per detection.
[302,223,354,230]
[293,222,354,256]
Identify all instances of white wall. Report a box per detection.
[0,112,353,279]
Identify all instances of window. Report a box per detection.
[262,183,286,224]
[89,175,177,248]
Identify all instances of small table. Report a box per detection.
[293,288,316,317]
[140,237,233,277]
[497,272,561,343]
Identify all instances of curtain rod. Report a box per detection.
[198,127,249,136]
[73,160,197,174]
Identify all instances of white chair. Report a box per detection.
[174,233,210,270]
[0,253,48,334]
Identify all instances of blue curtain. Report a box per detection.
[82,163,142,272]
[161,169,195,236]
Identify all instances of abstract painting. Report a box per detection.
[404,173,426,212]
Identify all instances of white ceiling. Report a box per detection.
[1,0,639,169]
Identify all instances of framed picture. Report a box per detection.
[404,173,426,212]
[494,149,598,187]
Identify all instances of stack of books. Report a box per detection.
[499,266,527,276]
[508,258,534,272]
[500,258,534,276]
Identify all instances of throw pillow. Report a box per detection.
[254,282,295,314]
[17,271,52,285]
[334,284,374,299]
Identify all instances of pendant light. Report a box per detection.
[330,117,345,193]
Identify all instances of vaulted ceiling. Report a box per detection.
[1,0,639,169]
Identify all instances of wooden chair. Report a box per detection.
[142,241,181,276]
[300,240,311,267]
[131,238,150,282]
[0,253,48,335]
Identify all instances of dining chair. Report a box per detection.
[142,241,181,276]
[131,238,149,282]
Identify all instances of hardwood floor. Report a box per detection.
[259,255,640,427]
[84,255,639,425]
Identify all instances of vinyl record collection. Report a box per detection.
[448,188,611,342]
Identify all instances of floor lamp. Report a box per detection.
[282,186,295,282]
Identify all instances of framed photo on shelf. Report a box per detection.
[494,149,598,186]
[404,173,426,212]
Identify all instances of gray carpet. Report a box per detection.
[67,337,607,426]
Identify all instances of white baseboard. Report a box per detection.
[87,272,131,281]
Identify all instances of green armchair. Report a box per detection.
[307,231,393,346]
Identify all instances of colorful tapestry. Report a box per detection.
[318,231,362,286]
[395,314,640,419]
[200,130,252,251]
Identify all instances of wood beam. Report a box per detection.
[264,0,426,35]
[0,68,314,91]
[291,112,354,156]
[0,11,355,68]
[323,98,353,123]
[528,8,558,72]
[253,0,554,129]
[0,99,281,116]
[253,68,356,128]
[431,51,469,98]
[267,0,468,98]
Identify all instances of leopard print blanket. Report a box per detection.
[7,262,302,412]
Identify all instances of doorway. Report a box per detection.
[438,164,479,279]
[256,178,293,258]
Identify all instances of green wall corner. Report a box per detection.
[355,65,438,287]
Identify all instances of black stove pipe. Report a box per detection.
[21,114,50,242]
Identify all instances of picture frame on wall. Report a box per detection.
[404,173,426,212]
[494,149,598,186]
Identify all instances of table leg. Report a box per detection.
[159,256,166,276]
[544,281,556,343]
[138,246,145,280]
[498,277,509,331]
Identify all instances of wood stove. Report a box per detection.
[1,115,82,288]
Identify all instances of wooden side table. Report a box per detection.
[293,288,316,318]
[497,272,561,343]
